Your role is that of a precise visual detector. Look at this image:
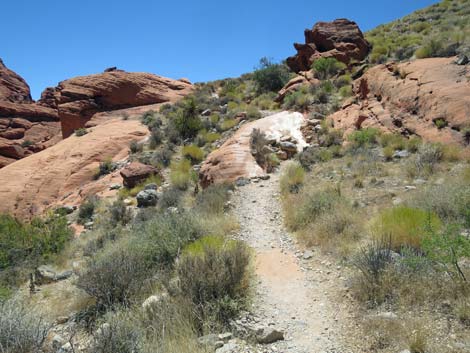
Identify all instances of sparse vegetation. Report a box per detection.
[252,57,292,94]
[75,128,88,136]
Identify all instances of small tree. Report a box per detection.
[253,57,291,94]
[171,97,202,139]
[312,57,346,80]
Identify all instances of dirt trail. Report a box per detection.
[232,169,359,353]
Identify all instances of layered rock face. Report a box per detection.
[200,111,307,187]
[328,57,470,145]
[41,70,193,138]
[0,59,61,167]
[286,19,370,73]
[0,118,148,218]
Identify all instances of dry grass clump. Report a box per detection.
[280,161,305,194]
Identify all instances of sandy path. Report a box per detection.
[232,170,359,353]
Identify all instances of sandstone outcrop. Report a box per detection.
[286,19,370,73]
[0,59,61,167]
[328,57,470,145]
[200,111,307,187]
[275,71,320,102]
[41,70,193,138]
[120,162,159,188]
[0,118,148,218]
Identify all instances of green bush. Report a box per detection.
[0,299,50,353]
[94,158,116,180]
[158,187,184,209]
[280,161,305,194]
[252,57,292,94]
[75,128,88,137]
[371,206,441,251]
[78,196,99,225]
[177,236,251,328]
[77,240,150,309]
[282,87,312,111]
[196,184,231,214]
[348,128,380,149]
[415,142,443,175]
[149,129,163,149]
[129,140,143,154]
[169,97,202,140]
[151,147,173,168]
[219,118,238,131]
[0,214,71,271]
[378,133,407,150]
[182,145,205,164]
[312,57,346,80]
[170,159,194,190]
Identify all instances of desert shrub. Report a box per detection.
[0,214,72,271]
[196,184,231,215]
[246,106,262,120]
[441,144,461,162]
[334,73,352,88]
[170,159,194,190]
[297,147,334,169]
[378,133,407,150]
[108,199,133,226]
[149,129,163,149]
[415,142,443,174]
[129,140,143,154]
[434,117,448,129]
[371,206,441,251]
[21,140,33,148]
[151,147,173,168]
[284,186,343,231]
[348,128,380,149]
[318,127,343,147]
[252,57,291,94]
[383,146,394,161]
[415,39,443,58]
[406,136,422,153]
[462,128,470,145]
[89,310,142,353]
[78,196,99,224]
[169,97,202,139]
[75,128,88,137]
[94,158,116,180]
[177,236,251,328]
[0,299,50,353]
[219,118,237,131]
[158,187,184,209]
[338,85,353,98]
[77,240,150,309]
[280,161,305,194]
[197,130,221,145]
[251,92,278,110]
[422,224,470,281]
[410,181,470,225]
[182,145,205,164]
[282,87,311,111]
[136,211,203,267]
[250,128,270,169]
[141,110,163,129]
[312,57,346,80]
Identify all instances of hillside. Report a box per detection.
[0,1,469,353]
[366,0,470,62]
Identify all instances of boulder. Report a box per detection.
[120,162,159,188]
[256,327,284,344]
[136,189,158,207]
[286,19,370,73]
[35,265,73,285]
[41,70,193,138]
[200,111,307,187]
[0,58,32,103]
[328,57,470,146]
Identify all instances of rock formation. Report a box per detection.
[200,111,307,187]
[0,118,148,218]
[327,57,470,145]
[0,59,61,167]
[286,19,370,73]
[41,70,193,138]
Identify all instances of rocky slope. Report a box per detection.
[200,111,307,187]
[40,68,193,138]
[0,118,148,218]
[286,19,370,73]
[328,57,470,145]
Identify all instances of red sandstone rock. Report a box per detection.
[41,71,193,138]
[327,57,470,145]
[0,58,32,103]
[287,19,370,73]
[120,162,159,188]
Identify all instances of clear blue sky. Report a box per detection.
[2,0,439,99]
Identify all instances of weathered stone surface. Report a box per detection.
[286,19,370,73]
[136,189,158,207]
[256,328,285,344]
[120,162,158,189]
[0,58,32,103]
[41,70,193,138]
[200,112,307,187]
[327,57,470,146]
[0,119,148,218]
